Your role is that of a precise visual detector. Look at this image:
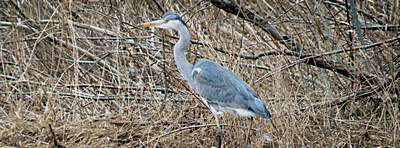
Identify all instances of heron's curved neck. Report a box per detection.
[174,25,194,85]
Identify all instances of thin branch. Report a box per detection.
[221,61,331,91]
[165,34,306,59]
[146,124,260,144]
[151,0,165,14]
[207,0,291,49]
[56,84,180,94]
[325,0,387,25]
[38,19,137,45]
[257,36,400,82]
[0,91,189,102]
[1,36,154,44]
[48,124,65,148]
[348,25,400,31]
[299,67,400,111]
[0,74,18,80]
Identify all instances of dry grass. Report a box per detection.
[0,0,399,147]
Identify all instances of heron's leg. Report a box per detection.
[243,117,253,148]
[214,114,223,135]
[214,114,223,148]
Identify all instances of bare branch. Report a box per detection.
[257,36,400,82]
[207,0,393,86]
[0,91,189,102]
[146,124,260,144]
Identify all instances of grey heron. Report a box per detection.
[136,12,272,131]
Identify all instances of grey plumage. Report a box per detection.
[136,12,271,125]
[192,59,271,119]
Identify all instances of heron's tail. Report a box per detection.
[250,98,272,119]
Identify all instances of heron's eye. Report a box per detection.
[165,20,170,23]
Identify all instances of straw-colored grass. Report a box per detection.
[1,0,399,147]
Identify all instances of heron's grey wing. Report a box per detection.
[191,60,258,108]
[191,60,272,119]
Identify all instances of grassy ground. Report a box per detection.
[1,0,399,147]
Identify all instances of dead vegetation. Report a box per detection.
[0,0,399,147]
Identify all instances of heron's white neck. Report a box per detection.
[174,25,194,86]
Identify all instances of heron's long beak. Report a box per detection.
[135,19,166,28]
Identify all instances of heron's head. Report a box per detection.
[135,12,187,30]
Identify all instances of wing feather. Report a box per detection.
[191,60,257,109]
